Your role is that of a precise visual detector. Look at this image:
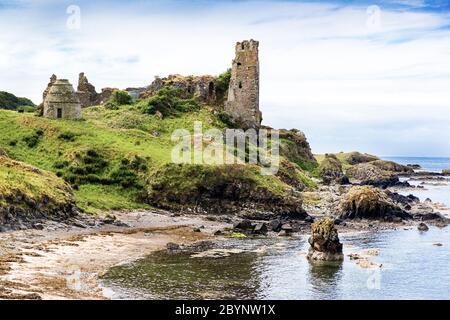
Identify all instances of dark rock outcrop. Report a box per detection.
[339,186,411,220]
[385,190,419,210]
[307,218,343,261]
[369,160,414,174]
[146,163,310,220]
[347,163,403,188]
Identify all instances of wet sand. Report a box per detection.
[0,210,229,299]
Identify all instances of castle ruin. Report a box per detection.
[225,39,262,130]
[43,79,82,120]
[76,73,116,107]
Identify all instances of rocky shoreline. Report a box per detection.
[0,164,449,299]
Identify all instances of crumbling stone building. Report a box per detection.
[139,74,216,104]
[76,73,115,107]
[225,39,262,130]
[43,79,82,119]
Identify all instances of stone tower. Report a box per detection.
[225,39,262,130]
[43,79,82,120]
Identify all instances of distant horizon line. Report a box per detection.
[381,155,450,159]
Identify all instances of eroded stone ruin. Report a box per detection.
[43,79,82,119]
[76,72,115,107]
[224,39,262,130]
[139,74,217,104]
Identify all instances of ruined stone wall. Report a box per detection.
[75,73,116,107]
[225,40,261,130]
[139,75,216,104]
[42,74,57,102]
[76,72,99,108]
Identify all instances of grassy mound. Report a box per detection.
[276,159,317,190]
[318,154,345,184]
[146,163,307,218]
[0,156,75,227]
[315,152,378,170]
[369,160,413,174]
[0,99,317,215]
[278,129,318,171]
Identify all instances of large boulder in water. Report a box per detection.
[339,186,410,220]
[307,218,343,261]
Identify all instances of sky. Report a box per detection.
[1,0,450,157]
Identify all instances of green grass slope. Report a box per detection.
[0,100,317,215]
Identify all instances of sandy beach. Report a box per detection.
[0,211,229,299]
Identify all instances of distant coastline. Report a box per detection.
[382,156,450,172]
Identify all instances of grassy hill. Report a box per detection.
[0,101,318,215]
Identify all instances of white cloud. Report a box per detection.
[1,0,450,156]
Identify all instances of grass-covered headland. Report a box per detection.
[0,83,319,218]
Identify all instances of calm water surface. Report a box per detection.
[101,227,450,300]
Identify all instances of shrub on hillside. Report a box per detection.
[105,90,132,109]
[23,129,44,148]
[112,90,132,105]
[58,131,77,141]
[214,69,231,103]
[138,87,199,117]
[56,149,147,190]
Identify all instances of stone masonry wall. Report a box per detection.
[225,39,262,130]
